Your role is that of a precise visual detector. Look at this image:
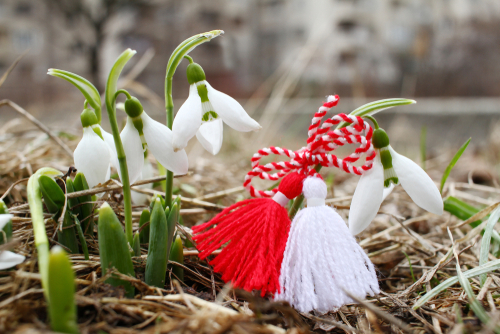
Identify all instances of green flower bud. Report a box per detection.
[139,209,150,244]
[186,63,206,85]
[39,175,65,214]
[80,108,99,128]
[124,96,144,118]
[73,172,94,236]
[169,235,184,282]
[48,246,79,334]
[98,202,135,297]
[372,128,390,149]
[145,198,169,288]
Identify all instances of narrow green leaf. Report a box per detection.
[351,98,416,117]
[98,203,135,297]
[73,173,93,235]
[444,196,482,227]
[169,235,184,282]
[480,207,500,286]
[413,258,500,309]
[455,263,493,327]
[440,138,471,193]
[48,69,101,122]
[133,232,141,257]
[28,167,63,297]
[66,178,82,222]
[166,202,179,263]
[145,198,169,288]
[39,175,65,214]
[48,246,79,334]
[337,98,416,129]
[139,209,150,244]
[73,216,89,261]
[57,210,79,254]
[105,49,136,115]
[402,251,416,283]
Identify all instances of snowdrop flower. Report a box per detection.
[349,128,443,235]
[0,214,25,270]
[120,97,188,184]
[172,62,261,155]
[74,108,114,188]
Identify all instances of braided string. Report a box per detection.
[244,96,376,198]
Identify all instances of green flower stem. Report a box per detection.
[363,115,379,130]
[105,49,136,245]
[27,167,63,298]
[164,30,223,209]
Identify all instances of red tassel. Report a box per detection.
[192,172,306,296]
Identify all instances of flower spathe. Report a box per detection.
[0,214,25,270]
[74,109,114,189]
[349,129,443,235]
[120,97,188,184]
[172,62,261,155]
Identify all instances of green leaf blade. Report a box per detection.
[440,138,471,193]
[48,69,101,122]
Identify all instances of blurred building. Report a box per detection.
[0,0,500,106]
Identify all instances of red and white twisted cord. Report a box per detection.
[244,98,376,198]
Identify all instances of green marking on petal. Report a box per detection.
[132,116,144,135]
[379,147,399,187]
[91,124,104,140]
[196,83,209,102]
[202,111,219,122]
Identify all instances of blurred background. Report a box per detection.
[1,0,500,181]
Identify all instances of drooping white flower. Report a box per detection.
[131,156,154,205]
[120,97,188,184]
[74,108,114,188]
[0,214,25,270]
[349,128,443,235]
[172,62,261,155]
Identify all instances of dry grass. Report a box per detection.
[0,117,500,334]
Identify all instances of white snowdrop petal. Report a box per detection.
[206,82,261,132]
[196,119,223,155]
[141,112,189,174]
[0,214,13,230]
[131,158,153,205]
[0,250,25,270]
[74,127,111,189]
[348,157,385,235]
[120,118,144,184]
[100,126,119,172]
[172,84,202,151]
[390,146,443,215]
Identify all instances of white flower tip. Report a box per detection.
[348,220,363,236]
[430,201,444,216]
[100,202,111,210]
[253,124,263,132]
[50,245,64,254]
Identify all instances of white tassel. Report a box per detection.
[275,176,379,313]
